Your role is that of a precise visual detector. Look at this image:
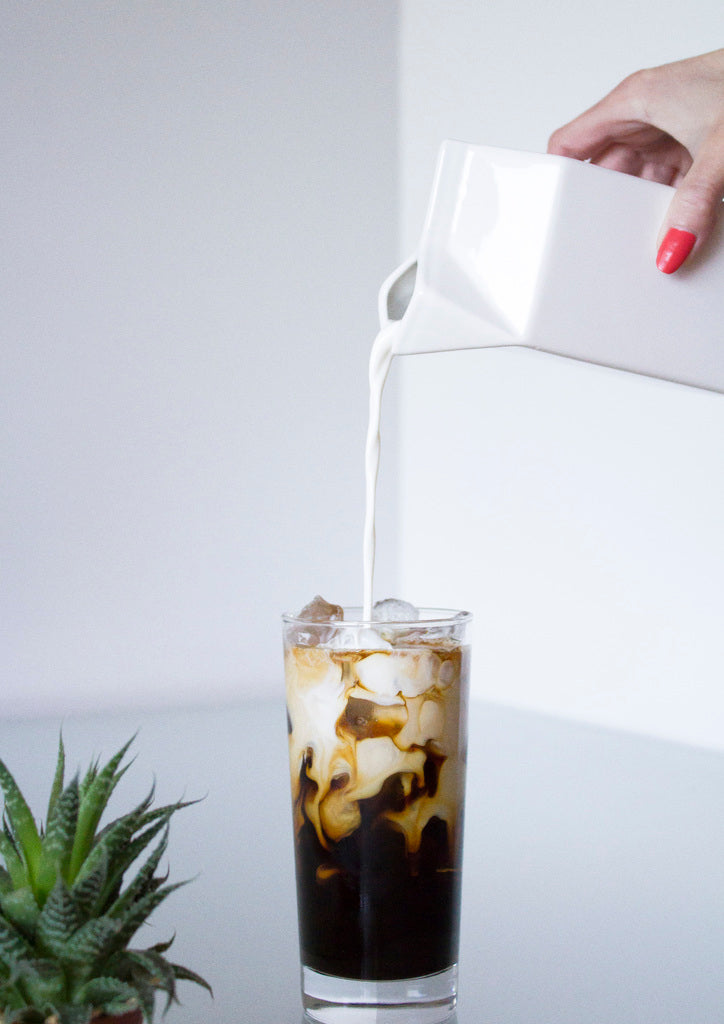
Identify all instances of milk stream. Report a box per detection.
[362,323,399,621]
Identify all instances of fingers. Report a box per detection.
[547,72,653,161]
[656,127,724,273]
[547,111,624,163]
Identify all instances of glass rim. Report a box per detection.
[282,606,472,628]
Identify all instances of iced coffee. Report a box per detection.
[283,597,471,1022]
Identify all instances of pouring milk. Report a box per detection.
[362,322,399,620]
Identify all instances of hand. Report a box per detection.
[547,49,724,273]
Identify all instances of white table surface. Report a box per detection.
[1,697,722,1023]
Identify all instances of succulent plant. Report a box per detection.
[0,735,211,1024]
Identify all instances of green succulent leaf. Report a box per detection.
[70,845,108,921]
[111,881,188,950]
[74,975,139,1011]
[121,947,177,1008]
[0,864,14,895]
[71,801,162,919]
[108,828,169,923]
[147,937,174,954]
[0,915,33,968]
[92,796,198,912]
[0,764,42,890]
[148,935,174,955]
[113,810,167,866]
[0,888,40,941]
[72,811,138,896]
[68,736,136,884]
[78,756,99,804]
[45,735,66,829]
[0,830,27,892]
[85,794,163,910]
[60,917,121,966]
[35,879,82,957]
[36,776,80,903]
[170,961,213,997]
[127,975,155,1023]
[88,796,197,899]
[11,958,65,1008]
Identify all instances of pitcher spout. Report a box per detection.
[379,255,515,356]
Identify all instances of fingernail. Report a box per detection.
[656,228,696,274]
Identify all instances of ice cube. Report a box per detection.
[298,595,344,622]
[372,598,419,622]
[354,652,403,697]
[438,658,459,688]
[356,649,441,698]
[327,626,392,652]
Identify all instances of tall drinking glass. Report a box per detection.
[282,607,471,1024]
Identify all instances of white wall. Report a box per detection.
[1,2,398,716]
[397,3,724,749]
[5,3,723,749]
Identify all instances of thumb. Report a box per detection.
[656,130,724,274]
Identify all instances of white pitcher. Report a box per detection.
[380,141,724,393]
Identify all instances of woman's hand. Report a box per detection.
[548,49,724,273]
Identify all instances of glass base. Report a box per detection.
[301,965,458,1024]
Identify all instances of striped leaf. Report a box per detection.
[74,976,138,1012]
[126,974,155,1022]
[72,814,135,889]
[124,946,177,996]
[104,825,169,919]
[170,961,213,997]
[0,915,32,968]
[35,879,82,957]
[45,734,66,828]
[112,881,187,949]
[0,827,27,893]
[68,737,136,883]
[0,847,24,897]
[0,887,40,940]
[11,958,65,1008]
[148,935,174,955]
[70,845,108,920]
[36,776,80,902]
[93,796,197,910]
[90,796,164,909]
[0,761,42,889]
[71,800,149,908]
[0,864,13,895]
[78,756,99,803]
[61,917,121,965]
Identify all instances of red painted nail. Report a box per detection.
[656,228,696,274]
